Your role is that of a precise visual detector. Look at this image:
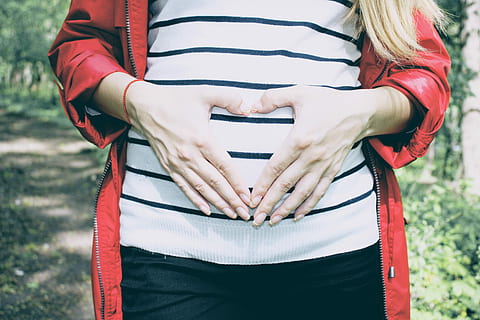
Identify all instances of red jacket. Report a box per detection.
[48,1,450,319]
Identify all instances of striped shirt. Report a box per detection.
[120,0,379,265]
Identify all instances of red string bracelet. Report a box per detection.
[122,79,142,124]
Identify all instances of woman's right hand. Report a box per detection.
[125,81,251,220]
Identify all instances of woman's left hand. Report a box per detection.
[250,85,408,226]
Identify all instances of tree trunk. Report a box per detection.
[461,0,480,195]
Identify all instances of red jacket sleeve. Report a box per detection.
[359,13,451,168]
[48,0,129,148]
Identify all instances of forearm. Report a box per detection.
[92,72,139,122]
[361,86,414,137]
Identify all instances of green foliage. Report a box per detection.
[404,3,480,317]
[434,0,474,180]
[0,0,69,90]
[398,161,480,320]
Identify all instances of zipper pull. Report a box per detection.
[388,266,396,279]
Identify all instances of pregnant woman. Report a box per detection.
[49,1,450,319]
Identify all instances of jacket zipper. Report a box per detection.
[125,0,138,78]
[366,144,389,320]
[93,2,140,319]
[93,159,112,320]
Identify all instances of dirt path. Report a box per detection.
[0,110,106,320]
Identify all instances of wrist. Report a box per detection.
[360,87,413,137]
[125,80,157,127]
[123,79,143,124]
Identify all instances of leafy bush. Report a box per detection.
[398,162,480,320]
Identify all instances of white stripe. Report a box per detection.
[149,23,359,62]
[120,190,378,265]
[146,54,360,88]
[150,0,356,39]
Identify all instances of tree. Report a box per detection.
[461,0,480,195]
[0,0,68,91]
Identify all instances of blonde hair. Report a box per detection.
[349,0,445,61]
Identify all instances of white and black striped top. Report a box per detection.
[120,0,379,265]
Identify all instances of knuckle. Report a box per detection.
[295,188,312,200]
[299,203,315,216]
[292,135,313,151]
[175,145,194,162]
[176,182,189,194]
[215,160,229,176]
[175,179,186,190]
[207,176,220,188]
[311,185,327,201]
[262,198,277,212]
[193,182,207,193]
[270,164,285,177]
[311,148,327,161]
[276,206,292,218]
[278,181,293,193]
[191,135,209,149]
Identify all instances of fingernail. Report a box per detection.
[240,193,250,205]
[236,207,251,221]
[251,195,262,208]
[223,207,237,219]
[253,212,267,227]
[200,204,211,216]
[294,214,305,222]
[269,215,283,226]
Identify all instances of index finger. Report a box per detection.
[250,136,302,207]
[200,136,251,206]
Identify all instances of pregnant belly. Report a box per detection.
[209,105,294,188]
[124,89,369,216]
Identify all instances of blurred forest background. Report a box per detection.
[0,0,479,319]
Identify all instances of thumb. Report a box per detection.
[255,86,299,113]
[205,87,249,115]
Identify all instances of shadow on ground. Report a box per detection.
[0,110,107,320]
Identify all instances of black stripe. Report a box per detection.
[285,160,366,194]
[227,151,273,160]
[120,188,373,220]
[330,0,353,7]
[210,113,294,124]
[307,188,374,216]
[352,140,361,149]
[147,79,360,91]
[321,84,360,91]
[127,138,273,160]
[121,193,222,218]
[148,47,358,66]
[126,165,174,182]
[332,161,366,182]
[149,16,357,44]
[148,79,294,90]
[128,137,150,146]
